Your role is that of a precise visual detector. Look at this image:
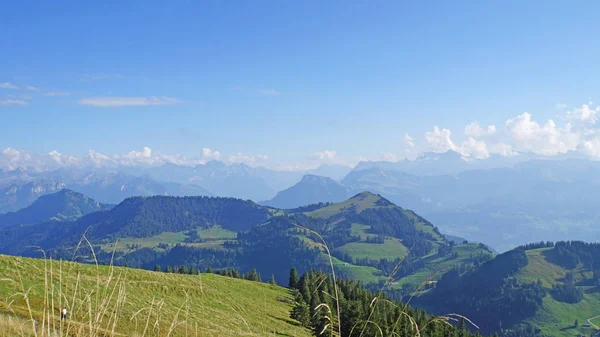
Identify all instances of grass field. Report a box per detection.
[335,238,408,261]
[99,225,237,253]
[0,254,310,337]
[512,248,600,337]
[392,243,494,288]
[328,255,384,284]
[307,192,383,218]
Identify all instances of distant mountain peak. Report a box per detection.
[0,189,108,227]
[300,174,335,182]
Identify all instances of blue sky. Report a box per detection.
[2,1,600,169]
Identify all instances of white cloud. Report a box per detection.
[464,122,496,138]
[260,89,281,96]
[460,137,490,159]
[489,143,518,157]
[556,103,568,109]
[312,150,337,161]
[227,153,269,165]
[116,147,154,166]
[24,85,38,91]
[0,98,29,106]
[78,96,182,107]
[48,150,80,166]
[404,133,415,148]
[505,112,580,155]
[86,150,116,167]
[201,148,221,160]
[0,82,19,89]
[566,103,599,124]
[424,126,459,153]
[45,91,70,96]
[578,137,600,159]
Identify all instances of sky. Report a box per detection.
[2,1,600,170]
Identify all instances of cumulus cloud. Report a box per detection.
[201,148,221,161]
[404,133,415,148]
[78,96,182,107]
[0,98,29,106]
[460,137,490,159]
[505,112,580,155]
[424,126,459,153]
[464,122,496,138]
[312,150,337,161]
[566,103,599,124]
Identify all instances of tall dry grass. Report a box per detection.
[0,235,183,337]
[0,227,479,337]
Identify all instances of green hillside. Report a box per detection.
[0,192,494,298]
[414,241,600,337]
[518,248,600,337]
[0,254,311,337]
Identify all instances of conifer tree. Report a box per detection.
[289,268,299,289]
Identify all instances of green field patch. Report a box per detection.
[328,255,385,284]
[349,223,377,240]
[335,238,408,261]
[525,292,600,337]
[517,248,568,287]
[197,225,237,240]
[186,240,230,250]
[390,243,494,288]
[307,192,382,219]
[100,231,189,252]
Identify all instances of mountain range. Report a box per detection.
[0,189,598,336]
[3,151,600,253]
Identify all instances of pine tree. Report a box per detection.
[289,268,299,289]
[246,269,260,282]
[206,265,212,273]
[165,266,173,273]
[290,300,311,327]
[270,274,276,285]
[179,265,188,274]
[153,264,161,272]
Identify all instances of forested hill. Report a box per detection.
[413,241,600,337]
[0,195,271,256]
[0,188,109,227]
[0,191,493,301]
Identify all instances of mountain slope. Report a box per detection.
[0,179,67,213]
[0,192,493,292]
[261,174,353,209]
[146,161,276,201]
[413,241,600,337]
[0,254,311,337]
[0,170,214,213]
[0,189,109,227]
[342,160,600,252]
